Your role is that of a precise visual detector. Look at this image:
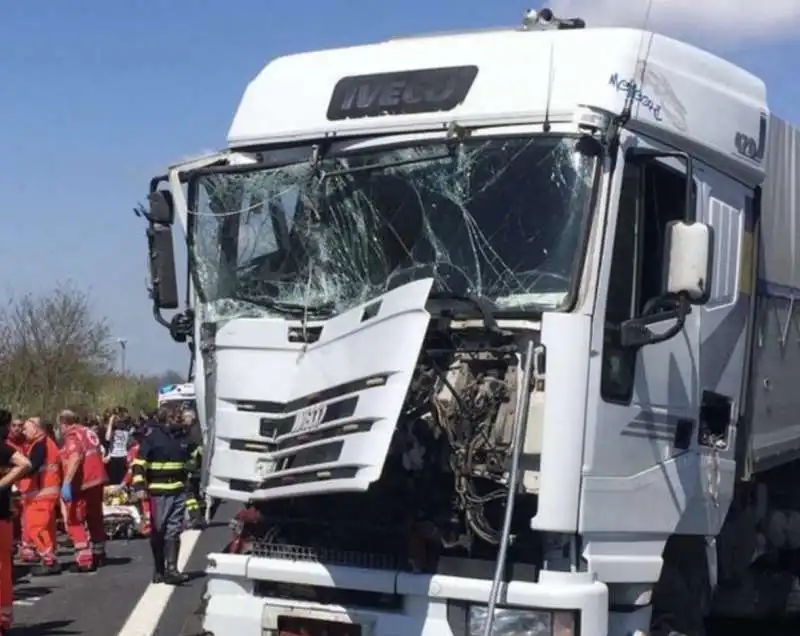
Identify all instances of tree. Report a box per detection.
[0,284,185,418]
[0,284,114,416]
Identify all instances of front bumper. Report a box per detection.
[200,553,608,636]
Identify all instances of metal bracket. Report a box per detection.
[779,295,797,347]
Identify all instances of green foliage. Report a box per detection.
[0,284,183,418]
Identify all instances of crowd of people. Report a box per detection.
[0,403,204,636]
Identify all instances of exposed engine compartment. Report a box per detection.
[231,322,542,573]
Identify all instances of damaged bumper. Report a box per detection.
[201,553,608,636]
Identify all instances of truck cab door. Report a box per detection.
[581,148,708,536]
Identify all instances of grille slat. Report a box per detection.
[250,541,399,571]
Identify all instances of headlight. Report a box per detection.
[468,606,576,636]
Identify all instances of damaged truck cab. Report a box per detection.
[139,9,800,636]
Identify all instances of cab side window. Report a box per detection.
[601,157,689,403]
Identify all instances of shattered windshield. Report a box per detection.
[188,135,596,321]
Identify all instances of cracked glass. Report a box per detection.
[187,135,596,322]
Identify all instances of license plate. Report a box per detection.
[278,616,361,636]
[294,403,328,433]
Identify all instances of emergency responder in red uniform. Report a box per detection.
[21,417,62,576]
[5,419,35,564]
[57,409,109,572]
[0,409,33,635]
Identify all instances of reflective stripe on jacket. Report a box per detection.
[131,423,192,494]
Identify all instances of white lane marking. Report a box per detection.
[14,597,41,606]
[178,529,201,572]
[116,529,203,636]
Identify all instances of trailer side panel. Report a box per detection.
[747,115,800,472]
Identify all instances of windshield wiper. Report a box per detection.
[271,300,334,318]
[428,291,499,333]
[239,297,334,319]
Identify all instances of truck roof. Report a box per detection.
[228,26,767,177]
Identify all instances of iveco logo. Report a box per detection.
[327,66,478,121]
[734,113,767,162]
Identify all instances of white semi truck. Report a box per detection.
[140,9,800,636]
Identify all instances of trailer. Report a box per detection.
[744,115,800,474]
[138,7,800,636]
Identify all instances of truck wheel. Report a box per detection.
[651,535,710,636]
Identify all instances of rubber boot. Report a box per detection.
[188,508,205,530]
[163,538,187,585]
[208,497,221,522]
[93,546,107,568]
[150,535,165,584]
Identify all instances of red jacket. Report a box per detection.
[22,436,61,500]
[61,425,108,491]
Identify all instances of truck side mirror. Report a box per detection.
[147,224,179,310]
[618,221,710,349]
[665,221,713,303]
[147,190,175,225]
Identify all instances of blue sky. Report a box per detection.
[0,1,797,374]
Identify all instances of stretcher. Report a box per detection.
[103,485,148,540]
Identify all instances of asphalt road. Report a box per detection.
[11,503,800,636]
[10,506,235,636]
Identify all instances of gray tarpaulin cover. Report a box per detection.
[760,115,800,297]
[749,115,800,472]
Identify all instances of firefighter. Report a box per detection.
[21,417,62,576]
[58,409,109,572]
[181,409,204,529]
[0,408,33,635]
[131,407,192,585]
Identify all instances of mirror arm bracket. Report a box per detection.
[152,304,172,329]
[151,306,195,344]
[646,302,688,345]
[620,295,692,348]
[169,309,196,344]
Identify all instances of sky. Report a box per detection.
[0,0,797,374]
